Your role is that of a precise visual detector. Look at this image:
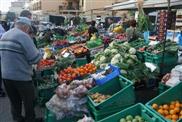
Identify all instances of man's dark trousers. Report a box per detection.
[3,79,36,122]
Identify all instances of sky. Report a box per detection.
[0,0,16,12]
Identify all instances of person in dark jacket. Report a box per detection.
[88,20,98,40]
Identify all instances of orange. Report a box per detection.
[170,110,176,115]
[171,114,178,120]
[163,104,169,110]
[152,104,158,110]
[180,111,182,115]
[164,110,169,115]
[159,105,163,109]
[174,107,180,113]
[179,115,182,119]
[170,104,175,109]
[158,109,164,115]
[175,103,181,108]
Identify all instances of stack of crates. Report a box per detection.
[144,51,177,74]
[44,109,82,122]
[35,77,58,106]
[34,68,57,106]
[99,103,163,122]
[146,82,182,122]
[87,76,135,121]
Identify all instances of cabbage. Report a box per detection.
[129,48,136,55]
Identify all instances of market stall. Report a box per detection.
[29,1,182,121]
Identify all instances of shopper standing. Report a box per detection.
[20,10,38,47]
[0,17,42,122]
[126,19,139,42]
[107,18,115,32]
[88,20,98,40]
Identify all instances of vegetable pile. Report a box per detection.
[92,41,156,82]
[52,40,69,48]
[90,92,111,103]
[120,115,146,122]
[70,44,89,57]
[86,38,103,49]
[58,63,97,84]
[146,41,178,54]
[37,59,56,70]
[115,33,127,40]
[129,38,145,49]
[152,100,182,121]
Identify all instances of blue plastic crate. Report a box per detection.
[92,64,120,85]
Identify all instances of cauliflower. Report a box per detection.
[111,49,118,54]
[123,42,130,47]
[129,55,137,60]
[129,48,136,55]
[111,58,119,65]
[119,58,123,63]
[94,61,100,67]
[109,42,115,48]
[104,48,111,56]
[99,56,106,63]
[113,54,121,59]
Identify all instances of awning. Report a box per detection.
[106,0,182,10]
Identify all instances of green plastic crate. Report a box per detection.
[146,82,182,122]
[75,57,88,67]
[136,51,145,62]
[35,68,55,79]
[88,102,133,121]
[144,52,177,74]
[36,78,58,106]
[99,103,164,122]
[158,82,171,94]
[144,52,177,65]
[87,76,135,109]
[44,109,81,122]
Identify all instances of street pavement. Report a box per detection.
[0,96,44,122]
